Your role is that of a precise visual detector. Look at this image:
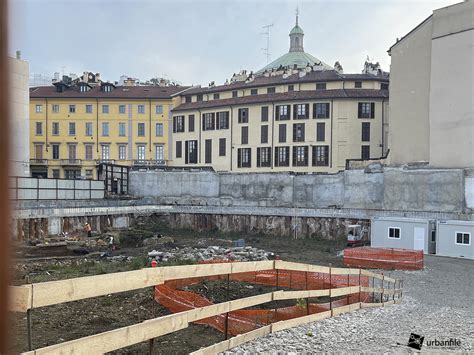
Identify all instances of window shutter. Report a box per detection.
[212,113,215,129]
[293,105,297,119]
[276,108,280,121]
[370,103,375,118]
[287,105,291,119]
[304,146,308,166]
[301,124,305,141]
[173,117,176,133]
[202,115,206,131]
[305,104,309,118]
[293,124,297,141]
[184,141,188,163]
[257,148,261,167]
[248,149,251,167]
[237,149,242,167]
[358,103,362,118]
[325,103,330,118]
[292,147,297,166]
[312,104,316,119]
[216,113,220,130]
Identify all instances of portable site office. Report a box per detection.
[436,220,474,260]
[370,217,436,254]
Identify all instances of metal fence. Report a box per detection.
[9,176,105,201]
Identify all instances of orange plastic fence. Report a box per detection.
[155,262,371,336]
[343,247,424,270]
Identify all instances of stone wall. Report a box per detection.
[130,167,471,214]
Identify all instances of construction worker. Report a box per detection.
[84,223,92,238]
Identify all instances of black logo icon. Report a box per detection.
[408,333,425,350]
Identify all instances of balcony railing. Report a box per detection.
[30,159,48,165]
[60,159,82,166]
[95,159,116,165]
[133,160,166,166]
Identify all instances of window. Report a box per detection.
[102,122,109,136]
[176,141,182,158]
[294,104,309,119]
[137,145,146,160]
[276,105,290,120]
[137,123,145,136]
[279,124,286,143]
[361,145,370,160]
[34,144,43,159]
[138,105,145,114]
[388,227,400,239]
[202,113,215,131]
[293,123,305,142]
[85,122,93,136]
[119,122,126,137]
[119,105,126,114]
[205,139,212,164]
[188,114,195,132]
[68,144,77,160]
[313,103,330,119]
[213,93,220,100]
[155,145,164,161]
[102,84,113,93]
[102,105,109,114]
[362,122,370,142]
[118,145,127,160]
[69,105,76,113]
[355,81,362,88]
[85,145,93,160]
[35,104,42,113]
[185,96,191,103]
[80,85,89,93]
[381,83,389,90]
[267,87,276,94]
[101,145,110,160]
[261,106,269,122]
[85,104,92,114]
[52,122,59,135]
[238,108,248,123]
[257,147,271,167]
[69,122,76,136]
[358,102,375,118]
[293,146,309,166]
[241,126,249,144]
[155,123,163,137]
[313,146,329,166]
[52,104,59,113]
[316,83,327,90]
[85,170,93,179]
[185,140,198,164]
[64,169,80,179]
[261,125,268,144]
[52,144,60,160]
[232,91,238,98]
[155,105,163,114]
[431,231,436,243]
[237,148,251,168]
[250,88,258,95]
[52,169,60,179]
[216,112,229,129]
[316,122,325,141]
[219,138,226,156]
[288,85,294,92]
[275,146,290,167]
[196,94,203,102]
[35,122,43,135]
[455,232,470,245]
[173,116,185,133]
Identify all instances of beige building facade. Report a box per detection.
[388,1,474,168]
[171,19,389,173]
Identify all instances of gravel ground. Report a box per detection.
[228,255,474,354]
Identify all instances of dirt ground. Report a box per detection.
[11,220,346,354]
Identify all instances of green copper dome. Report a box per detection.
[290,25,304,35]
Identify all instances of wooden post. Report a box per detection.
[224,273,230,340]
[358,270,361,303]
[371,276,375,303]
[346,274,350,306]
[305,271,309,315]
[148,338,154,355]
[381,273,385,303]
[25,275,33,351]
[329,264,332,314]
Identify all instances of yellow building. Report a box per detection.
[171,17,389,173]
[29,76,187,179]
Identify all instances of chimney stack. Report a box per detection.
[16,50,21,59]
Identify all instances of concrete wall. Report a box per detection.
[129,167,470,214]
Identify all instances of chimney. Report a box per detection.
[16,50,21,59]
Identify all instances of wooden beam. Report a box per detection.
[330,286,360,297]
[271,310,332,333]
[9,285,32,312]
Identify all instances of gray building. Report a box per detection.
[370,217,436,254]
[436,220,474,260]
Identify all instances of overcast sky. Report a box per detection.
[9,0,459,86]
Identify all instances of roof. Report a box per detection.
[173,89,389,112]
[289,25,304,35]
[29,85,190,99]
[257,51,333,74]
[181,70,389,96]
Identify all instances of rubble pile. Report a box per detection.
[148,245,275,263]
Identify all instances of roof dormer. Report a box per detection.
[101,82,115,93]
[77,82,92,93]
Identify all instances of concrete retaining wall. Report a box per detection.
[129,167,470,214]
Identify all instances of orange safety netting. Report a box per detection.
[155,262,371,336]
[343,247,423,270]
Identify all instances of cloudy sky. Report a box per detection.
[9,0,459,86]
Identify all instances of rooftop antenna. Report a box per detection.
[261,23,274,63]
[296,5,299,26]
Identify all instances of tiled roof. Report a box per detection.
[29,85,190,99]
[173,89,389,112]
[181,70,389,96]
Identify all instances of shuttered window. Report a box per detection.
[188,114,195,132]
[241,126,249,144]
[313,103,330,119]
[202,113,215,131]
[261,106,269,122]
[312,145,329,166]
[361,145,370,160]
[362,122,370,142]
[293,104,309,119]
[219,138,226,156]
[176,141,182,158]
[293,123,305,142]
[261,125,268,144]
[276,105,290,120]
[257,147,271,167]
[237,148,251,168]
[274,147,290,167]
[292,146,308,166]
[279,124,286,143]
[316,123,325,142]
[216,112,229,129]
[205,139,212,164]
[173,116,185,133]
[238,108,248,123]
[358,102,375,119]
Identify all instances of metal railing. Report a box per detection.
[29,159,48,165]
[60,159,82,166]
[133,159,166,166]
[9,176,104,201]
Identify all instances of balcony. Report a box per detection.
[95,159,116,165]
[133,160,167,166]
[30,158,48,166]
[60,159,82,166]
